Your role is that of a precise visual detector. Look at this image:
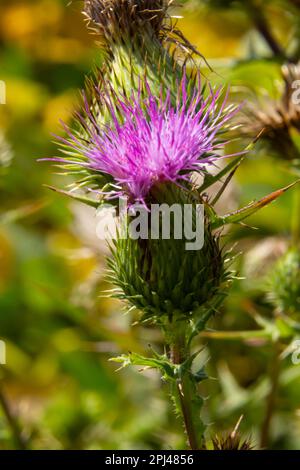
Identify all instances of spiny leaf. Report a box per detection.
[211,179,300,229]
[110,351,177,381]
[199,155,244,193]
[45,185,102,209]
[211,156,245,205]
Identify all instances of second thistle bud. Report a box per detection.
[83,0,191,97]
[84,0,170,43]
[268,247,300,316]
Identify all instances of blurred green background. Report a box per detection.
[1,0,300,450]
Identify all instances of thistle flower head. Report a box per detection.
[55,77,239,205]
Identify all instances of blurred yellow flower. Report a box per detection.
[1,1,62,40]
[43,91,79,132]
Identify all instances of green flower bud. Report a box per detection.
[268,247,300,316]
[107,184,230,322]
[83,0,195,96]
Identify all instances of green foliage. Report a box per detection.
[211,181,300,229]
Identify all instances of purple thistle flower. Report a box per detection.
[50,77,240,204]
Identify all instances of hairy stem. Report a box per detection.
[170,345,200,450]
[167,320,204,450]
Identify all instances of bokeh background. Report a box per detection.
[1,0,300,450]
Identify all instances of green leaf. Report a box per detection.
[211,156,245,205]
[211,180,300,229]
[192,367,208,383]
[199,155,244,193]
[45,185,102,209]
[110,351,177,381]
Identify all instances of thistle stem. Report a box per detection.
[170,344,201,450]
[246,2,284,57]
[260,341,281,448]
[167,320,204,450]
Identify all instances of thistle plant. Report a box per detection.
[43,0,298,449]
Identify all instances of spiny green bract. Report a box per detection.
[268,247,300,316]
[107,185,231,322]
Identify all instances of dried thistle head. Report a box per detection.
[212,417,254,450]
[212,434,253,450]
[240,62,300,162]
